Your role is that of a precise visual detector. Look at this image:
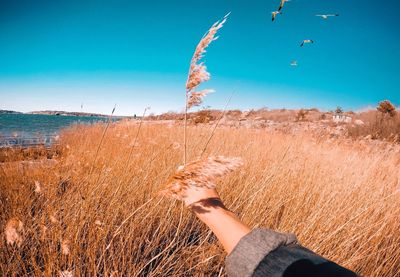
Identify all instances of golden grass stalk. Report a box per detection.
[184,12,230,164]
[159,156,243,200]
[88,105,116,176]
[199,91,235,158]
[40,224,48,241]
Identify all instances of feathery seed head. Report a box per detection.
[5,218,24,247]
[59,270,73,277]
[50,215,59,224]
[186,13,229,109]
[160,156,243,200]
[34,180,42,194]
[187,89,215,109]
[95,220,104,226]
[61,239,70,255]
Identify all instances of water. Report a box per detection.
[0,114,120,147]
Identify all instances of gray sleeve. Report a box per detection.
[225,228,298,277]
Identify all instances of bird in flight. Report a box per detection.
[290,60,298,66]
[300,39,314,47]
[278,0,290,11]
[316,14,339,19]
[271,11,282,22]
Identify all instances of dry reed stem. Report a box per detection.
[184,12,229,165]
[199,91,235,158]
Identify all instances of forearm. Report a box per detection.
[161,170,357,277]
[190,198,251,254]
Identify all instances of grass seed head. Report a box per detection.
[5,218,24,247]
[186,13,229,108]
[34,180,42,194]
[59,270,73,277]
[160,156,243,200]
[61,239,70,255]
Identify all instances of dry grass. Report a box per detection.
[1,121,400,276]
[349,110,400,142]
[147,108,331,123]
[0,145,62,163]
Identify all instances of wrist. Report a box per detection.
[188,197,228,215]
[191,200,251,254]
[182,187,220,207]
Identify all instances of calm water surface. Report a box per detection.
[0,114,120,147]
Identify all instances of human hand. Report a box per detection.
[181,186,221,207]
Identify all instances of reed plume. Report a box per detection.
[186,13,230,105]
[59,270,73,277]
[95,219,104,226]
[187,89,215,109]
[4,218,24,247]
[61,239,70,255]
[183,12,230,164]
[34,180,42,194]
[160,156,242,200]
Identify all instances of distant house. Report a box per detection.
[332,114,352,123]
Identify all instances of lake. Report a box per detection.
[0,114,120,147]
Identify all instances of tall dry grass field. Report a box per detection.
[1,121,400,276]
[349,110,400,142]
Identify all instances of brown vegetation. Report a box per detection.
[295,109,309,121]
[147,108,324,123]
[348,109,400,143]
[1,121,400,276]
[147,102,400,145]
[377,100,396,117]
[0,145,62,163]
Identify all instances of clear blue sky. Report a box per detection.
[0,0,399,115]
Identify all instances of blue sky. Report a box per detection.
[0,0,399,115]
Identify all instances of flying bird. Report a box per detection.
[316,14,339,19]
[278,0,290,11]
[290,60,298,66]
[271,11,282,22]
[300,39,314,47]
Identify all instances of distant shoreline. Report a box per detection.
[0,109,132,118]
[0,112,129,148]
[27,110,109,117]
[0,110,23,115]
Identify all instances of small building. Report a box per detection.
[332,114,352,123]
